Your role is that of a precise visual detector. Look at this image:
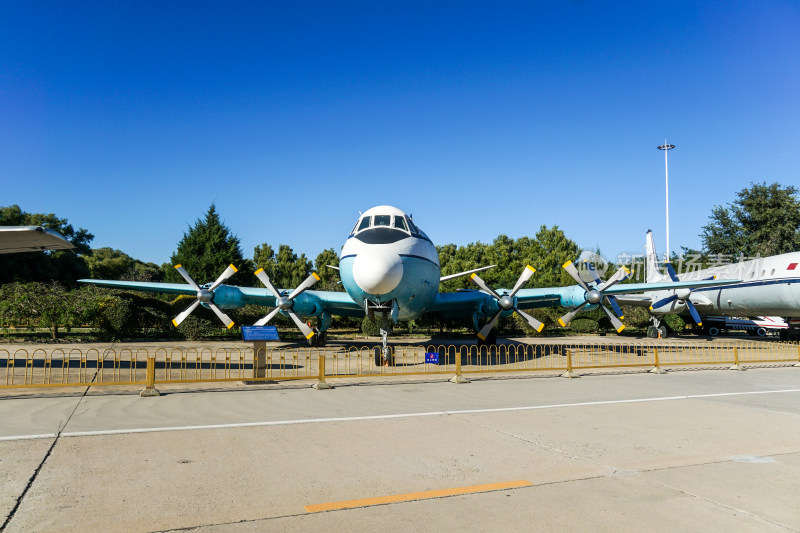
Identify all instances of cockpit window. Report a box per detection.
[406,217,419,235]
[357,217,371,231]
[374,215,391,227]
[393,216,408,231]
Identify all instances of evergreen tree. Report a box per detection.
[164,204,253,284]
[701,182,800,257]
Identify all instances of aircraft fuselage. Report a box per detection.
[339,205,440,321]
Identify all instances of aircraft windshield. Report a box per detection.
[351,212,418,237]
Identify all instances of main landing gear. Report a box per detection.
[646,316,668,338]
[308,328,327,347]
[373,326,395,366]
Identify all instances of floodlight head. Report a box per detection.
[657,144,675,150]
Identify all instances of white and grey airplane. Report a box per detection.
[80,206,731,361]
[618,230,800,337]
[0,226,74,254]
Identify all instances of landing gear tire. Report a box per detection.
[317,331,327,346]
[373,346,395,367]
[658,325,668,338]
[308,327,322,347]
[646,325,658,339]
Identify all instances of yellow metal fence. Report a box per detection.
[2,341,799,391]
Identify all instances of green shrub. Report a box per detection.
[361,317,379,335]
[95,295,136,340]
[570,318,598,333]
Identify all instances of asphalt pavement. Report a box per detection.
[1,360,799,532]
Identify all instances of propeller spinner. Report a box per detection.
[469,265,545,341]
[172,264,238,329]
[558,260,629,333]
[253,268,321,340]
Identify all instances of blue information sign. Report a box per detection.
[425,352,440,364]
[241,325,281,341]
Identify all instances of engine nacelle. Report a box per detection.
[559,285,592,308]
[206,285,245,310]
[287,292,322,317]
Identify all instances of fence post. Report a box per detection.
[140,356,161,397]
[561,349,579,378]
[313,351,333,389]
[450,346,469,384]
[253,344,266,380]
[795,343,800,367]
[649,347,667,374]
[729,347,745,371]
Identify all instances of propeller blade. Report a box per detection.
[650,294,678,310]
[469,272,502,300]
[600,304,625,333]
[172,299,201,327]
[208,303,235,329]
[597,266,630,292]
[254,268,281,299]
[514,307,545,333]
[254,307,281,327]
[509,265,536,297]
[174,265,201,292]
[562,261,590,291]
[288,272,321,300]
[209,264,238,291]
[477,310,503,341]
[287,311,315,340]
[665,262,679,282]
[605,294,624,319]
[558,301,589,327]
[686,300,703,327]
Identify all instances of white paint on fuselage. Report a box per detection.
[339,206,440,320]
[647,245,800,317]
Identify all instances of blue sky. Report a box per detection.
[2,1,799,267]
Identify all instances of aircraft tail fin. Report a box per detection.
[645,230,669,283]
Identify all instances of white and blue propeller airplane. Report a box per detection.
[615,230,800,338]
[79,205,733,362]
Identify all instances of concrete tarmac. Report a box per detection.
[1,360,800,531]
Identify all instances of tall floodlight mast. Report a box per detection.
[657,141,675,262]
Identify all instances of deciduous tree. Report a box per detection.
[253,243,312,289]
[0,205,93,285]
[701,182,800,257]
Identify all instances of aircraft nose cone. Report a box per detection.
[353,251,403,295]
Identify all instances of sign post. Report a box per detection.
[242,326,280,380]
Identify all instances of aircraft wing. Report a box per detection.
[425,277,739,319]
[607,279,741,308]
[0,226,74,254]
[427,288,562,320]
[78,279,200,296]
[602,278,738,295]
[78,279,365,316]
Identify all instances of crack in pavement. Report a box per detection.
[1,373,98,532]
